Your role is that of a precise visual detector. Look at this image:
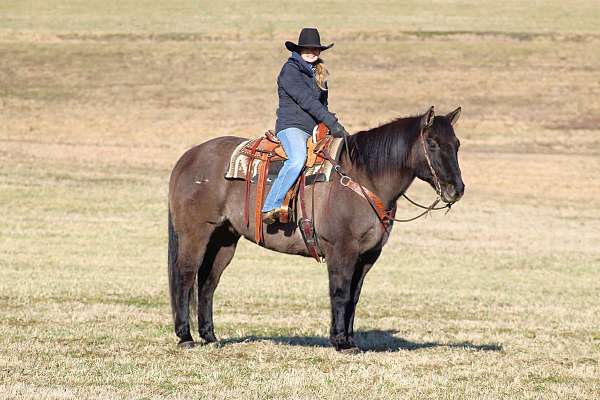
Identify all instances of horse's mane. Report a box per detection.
[347,115,422,177]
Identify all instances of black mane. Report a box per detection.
[347,115,422,177]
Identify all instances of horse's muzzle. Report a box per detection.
[441,181,465,203]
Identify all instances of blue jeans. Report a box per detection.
[261,127,310,212]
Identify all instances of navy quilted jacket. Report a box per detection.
[275,52,338,134]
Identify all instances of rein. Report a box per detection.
[319,128,453,231]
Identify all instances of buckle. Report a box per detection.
[340,176,351,187]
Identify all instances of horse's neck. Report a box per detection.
[341,154,416,209]
[372,169,416,208]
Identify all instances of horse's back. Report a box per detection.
[170,136,244,190]
[169,136,246,223]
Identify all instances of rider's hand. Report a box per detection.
[330,122,349,138]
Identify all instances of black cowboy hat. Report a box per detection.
[285,28,334,53]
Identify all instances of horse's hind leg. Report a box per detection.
[196,225,239,343]
[169,216,215,347]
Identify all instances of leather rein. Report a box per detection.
[320,127,453,232]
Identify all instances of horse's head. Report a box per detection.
[415,106,465,204]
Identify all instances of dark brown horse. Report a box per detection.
[168,106,464,352]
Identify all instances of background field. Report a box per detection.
[1,1,599,399]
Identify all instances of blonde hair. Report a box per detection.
[314,59,329,90]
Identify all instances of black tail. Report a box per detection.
[168,206,179,323]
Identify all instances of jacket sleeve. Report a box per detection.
[322,84,329,107]
[279,65,338,129]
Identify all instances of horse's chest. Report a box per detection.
[357,224,389,252]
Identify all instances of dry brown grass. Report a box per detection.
[1,1,599,399]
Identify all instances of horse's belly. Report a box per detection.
[263,230,313,256]
[228,215,313,257]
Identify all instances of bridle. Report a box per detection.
[419,126,443,197]
[320,126,454,232]
[395,126,454,220]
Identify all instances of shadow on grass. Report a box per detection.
[218,330,503,353]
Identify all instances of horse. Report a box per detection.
[168,106,464,352]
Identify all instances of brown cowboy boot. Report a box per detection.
[262,209,280,225]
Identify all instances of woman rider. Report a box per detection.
[262,27,348,224]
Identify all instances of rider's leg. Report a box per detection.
[261,127,309,213]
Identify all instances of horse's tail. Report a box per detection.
[167,206,179,323]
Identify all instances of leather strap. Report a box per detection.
[320,147,392,232]
[306,140,317,167]
[254,155,270,244]
[298,174,322,262]
[244,138,263,227]
[279,176,301,224]
[299,173,307,220]
[343,179,389,227]
[265,130,280,144]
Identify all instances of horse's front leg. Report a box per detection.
[347,249,382,338]
[326,243,360,352]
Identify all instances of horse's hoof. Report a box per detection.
[203,338,219,345]
[177,340,197,349]
[331,334,361,354]
[200,333,218,344]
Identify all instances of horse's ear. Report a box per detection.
[446,107,461,126]
[420,106,435,130]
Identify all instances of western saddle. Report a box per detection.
[240,123,332,255]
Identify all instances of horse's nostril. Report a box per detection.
[444,182,464,202]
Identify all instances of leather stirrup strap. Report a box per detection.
[298,174,322,262]
[244,138,262,227]
[254,155,270,244]
[299,173,307,219]
[279,176,300,224]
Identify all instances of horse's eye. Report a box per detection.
[426,138,440,151]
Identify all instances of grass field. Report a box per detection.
[1,1,599,399]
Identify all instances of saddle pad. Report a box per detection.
[224,137,344,185]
